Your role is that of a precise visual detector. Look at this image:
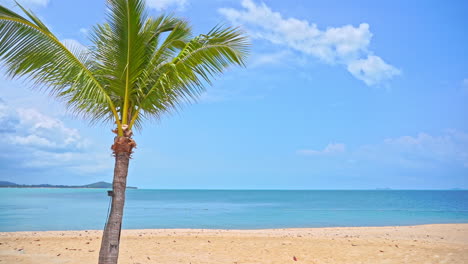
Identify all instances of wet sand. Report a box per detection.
[1,224,467,264]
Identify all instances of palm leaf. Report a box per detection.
[0,1,249,133]
[0,2,121,130]
[130,25,249,128]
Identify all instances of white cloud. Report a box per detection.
[298,143,346,155]
[146,0,187,11]
[13,107,84,150]
[298,131,468,169]
[356,130,468,168]
[249,50,292,68]
[347,55,401,86]
[0,99,111,173]
[10,134,56,148]
[219,0,400,86]
[383,131,468,167]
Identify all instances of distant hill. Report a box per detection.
[82,181,113,188]
[0,181,137,189]
[0,181,17,187]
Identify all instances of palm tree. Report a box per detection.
[0,0,249,263]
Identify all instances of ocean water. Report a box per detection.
[0,189,467,232]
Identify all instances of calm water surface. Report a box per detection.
[0,189,467,231]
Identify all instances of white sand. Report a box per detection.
[1,224,467,263]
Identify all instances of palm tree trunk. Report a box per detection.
[98,135,136,264]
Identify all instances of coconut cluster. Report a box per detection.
[111,124,137,155]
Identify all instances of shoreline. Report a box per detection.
[2,223,468,234]
[1,224,467,263]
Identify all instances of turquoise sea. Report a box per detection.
[0,189,467,232]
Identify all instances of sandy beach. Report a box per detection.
[0,224,467,264]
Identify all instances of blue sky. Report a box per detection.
[0,0,467,189]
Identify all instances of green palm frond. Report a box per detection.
[0,0,249,133]
[131,25,249,128]
[0,2,121,130]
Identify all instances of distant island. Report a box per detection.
[0,181,137,189]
